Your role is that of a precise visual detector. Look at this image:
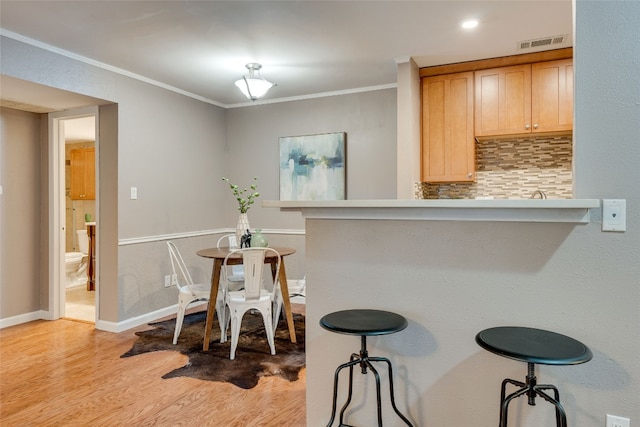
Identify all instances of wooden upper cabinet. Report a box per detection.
[70,147,95,200]
[421,71,475,182]
[475,64,531,136]
[531,58,573,133]
[475,59,573,136]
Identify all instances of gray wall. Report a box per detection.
[115,88,398,320]
[111,82,228,321]
[0,35,231,323]
[305,1,640,426]
[115,77,228,239]
[0,108,42,318]
[0,37,396,325]
[225,90,398,230]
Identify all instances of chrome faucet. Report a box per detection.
[530,190,547,199]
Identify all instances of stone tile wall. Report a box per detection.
[416,134,573,199]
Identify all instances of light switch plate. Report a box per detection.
[606,414,630,427]
[130,186,138,200]
[602,199,626,232]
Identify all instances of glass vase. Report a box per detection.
[251,229,268,247]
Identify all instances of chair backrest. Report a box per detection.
[217,234,244,279]
[167,241,195,292]
[223,247,281,301]
[217,234,239,249]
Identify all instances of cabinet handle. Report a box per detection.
[533,123,539,129]
[525,124,530,130]
[467,173,473,178]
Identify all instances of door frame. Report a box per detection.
[48,106,99,321]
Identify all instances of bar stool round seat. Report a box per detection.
[320,309,413,427]
[320,309,408,336]
[476,326,592,427]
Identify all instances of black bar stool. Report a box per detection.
[320,309,414,427]
[476,326,592,427]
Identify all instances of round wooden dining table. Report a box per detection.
[196,246,297,351]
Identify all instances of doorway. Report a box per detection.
[49,107,99,323]
[63,116,96,322]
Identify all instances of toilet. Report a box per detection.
[65,229,89,288]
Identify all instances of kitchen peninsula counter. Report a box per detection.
[263,199,600,223]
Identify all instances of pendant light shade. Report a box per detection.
[234,63,275,100]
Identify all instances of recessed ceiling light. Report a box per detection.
[461,19,479,29]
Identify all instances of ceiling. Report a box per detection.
[0,0,572,110]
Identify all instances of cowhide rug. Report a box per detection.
[121,311,305,389]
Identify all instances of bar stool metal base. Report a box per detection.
[327,335,413,427]
[476,326,592,427]
[320,309,413,427]
[499,362,566,427]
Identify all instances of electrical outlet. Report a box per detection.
[607,414,630,427]
[164,275,171,287]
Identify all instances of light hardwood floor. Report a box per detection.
[0,308,306,426]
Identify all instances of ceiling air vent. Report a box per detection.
[518,34,567,50]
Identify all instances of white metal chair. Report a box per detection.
[167,241,224,345]
[220,247,282,359]
[273,276,305,327]
[216,233,239,249]
[216,234,245,285]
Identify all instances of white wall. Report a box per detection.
[305,1,640,426]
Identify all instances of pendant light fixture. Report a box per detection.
[234,63,276,100]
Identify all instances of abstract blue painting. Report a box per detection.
[279,132,346,201]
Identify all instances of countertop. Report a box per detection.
[263,199,601,223]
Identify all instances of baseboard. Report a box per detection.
[95,302,207,333]
[0,303,205,334]
[0,296,305,333]
[0,310,50,329]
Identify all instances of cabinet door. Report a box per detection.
[421,72,475,182]
[531,59,573,133]
[475,64,532,136]
[84,148,95,200]
[70,148,95,200]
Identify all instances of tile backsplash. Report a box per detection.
[416,134,573,199]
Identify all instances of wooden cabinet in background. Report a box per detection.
[531,59,573,133]
[474,59,573,136]
[70,147,95,200]
[475,64,531,136]
[421,71,475,182]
